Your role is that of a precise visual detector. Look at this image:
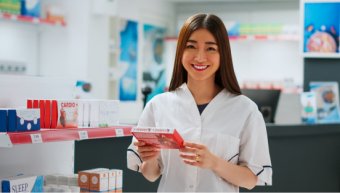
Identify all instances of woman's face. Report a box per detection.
[182,28,220,83]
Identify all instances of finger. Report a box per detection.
[184,142,205,149]
[140,151,159,158]
[180,153,196,161]
[179,147,197,154]
[134,141,145,146]
[183,159,200,167]
[140,153,160,161]
[138,146,160,153]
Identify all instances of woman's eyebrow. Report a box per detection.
[187,40,217,45]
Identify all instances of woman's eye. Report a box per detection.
[186,45,195,49]
[207,47,217,51]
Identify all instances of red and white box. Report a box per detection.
[131,127,184,149]
[108,169,123,192]
[56,100,78,129]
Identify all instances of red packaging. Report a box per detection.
[33,100,39,108]
[51,100,58,128]
[27,99,33,108]
[45,100,51,128]
[39,100,45,128]
[131,127,184,149]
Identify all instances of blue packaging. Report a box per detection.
[7,110,17,132]
[20,0,41,18]
[1,175,44,193]
[0,110,7,132]
[16,109,40,131]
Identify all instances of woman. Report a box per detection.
[127,13,272,192]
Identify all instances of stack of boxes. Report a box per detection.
[1,174,44,193]
[78,168,123,192]
[0,108,40,132]
[0,0,20,15]
[0,0,41,17]
[25,99,119,129]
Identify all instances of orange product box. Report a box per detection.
[131,127,184,149]
[78,168,109,190]
[89,170,109,192]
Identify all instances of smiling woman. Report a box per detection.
[127,13,272,192]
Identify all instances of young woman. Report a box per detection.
[127,13,272,192]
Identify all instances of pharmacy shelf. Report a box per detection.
[165,34,299,42]
[0,12,66,27]
[0,126,132,147]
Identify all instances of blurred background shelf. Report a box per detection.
[0,12,66,26]
[0,126,132,147]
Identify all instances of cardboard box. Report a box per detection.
[0,109,7,132]
[78,168,108,191]
[89,170,109,192]
[110,169,123,192]
[56,100,78,129]
[16,108,40,131]
[1,175,44,193]
[132,127,184,149]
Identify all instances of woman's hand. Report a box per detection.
[134,141,160,162]
[179,142,218,170]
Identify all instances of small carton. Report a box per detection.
[89,170,109,192]
[107,169,123,192]
[78,168,108,191]
[1,174,44,193]
[0,109,7,132]
[44,100,51,128]
[132,127,184,149]
[56,100,78,129]
[16,108,40,131]
[99,100,119,127]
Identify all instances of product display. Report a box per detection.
[131,127,184,149]
[1,174,44,193]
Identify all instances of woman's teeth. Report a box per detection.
[193,65,208,70]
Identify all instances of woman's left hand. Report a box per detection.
[179,141,218,169]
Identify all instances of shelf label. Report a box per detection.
[30,133,42,143]
[0,133,13,147]
[115,128,124,137]
[78,130,89,140]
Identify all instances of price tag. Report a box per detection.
[30,133,42,144]
[115,128,124,137]
[78,131,89,140]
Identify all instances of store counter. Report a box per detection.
[74,123,340,192]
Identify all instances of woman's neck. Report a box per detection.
[187,79,221,105]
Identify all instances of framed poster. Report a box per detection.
[118,19,138,101]
[302,0,340,58]
[142,24,166,102]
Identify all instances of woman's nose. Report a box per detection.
[194,49,207,62]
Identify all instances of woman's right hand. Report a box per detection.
[134,141,160,162]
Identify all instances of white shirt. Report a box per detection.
[127,83,272,192]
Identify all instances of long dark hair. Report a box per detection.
[168,13,241,95]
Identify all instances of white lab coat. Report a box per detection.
[127,83,272,192]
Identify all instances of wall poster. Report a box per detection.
[142,24,166,102]
[119,19,138,101]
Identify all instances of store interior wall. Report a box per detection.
[0,0,301,124]
[174,0,302,85]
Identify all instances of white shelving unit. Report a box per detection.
[0,126,132,148]
[108,16,120,100]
